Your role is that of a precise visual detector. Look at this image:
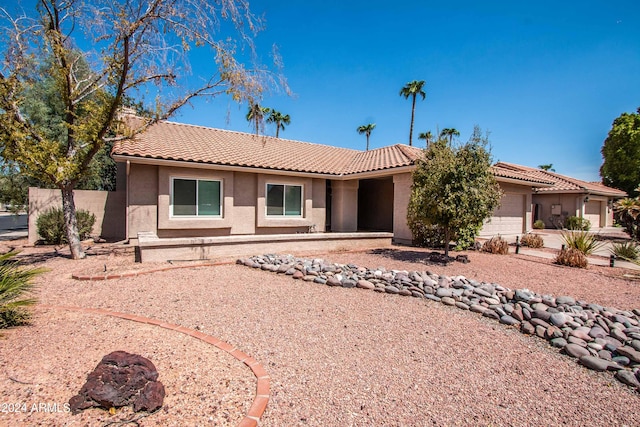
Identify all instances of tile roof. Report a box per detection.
[491,165,555,186]
[494,162,627,197]
[113,118,422,176]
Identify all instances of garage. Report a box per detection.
[481,193,525,236]
[584,200,602,228]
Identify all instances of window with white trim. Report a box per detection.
[266,183,302,216]
[171,178,222,217]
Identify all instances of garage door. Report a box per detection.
[481,193,525,236]
[584,201,601,228]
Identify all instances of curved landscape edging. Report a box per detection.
[38,304,269,427]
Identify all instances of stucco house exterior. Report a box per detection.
[109,118,554,258]
[494,162,626,229]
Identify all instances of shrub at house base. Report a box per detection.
[481,236,509,254]
[520,233,544,248]
[36,208,96,245]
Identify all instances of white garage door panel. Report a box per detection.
[584,201,601,228]
[482,194,525,235]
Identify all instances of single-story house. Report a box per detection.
[109,117,554,260]
[493,162,627,229]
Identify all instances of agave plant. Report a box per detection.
[560,230,604,256]
[610,241,640,262]
[0,251,46,329]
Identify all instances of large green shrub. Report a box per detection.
[408,219,479,251]
[0,251,45,329]
[532,219,545,230]
[565,216,591,231]
[36,208,96,245]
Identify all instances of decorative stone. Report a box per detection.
[564,343,590,358]
[521,321,536,335]
[500,315,519,326]
[356,280,375,290]
[616,346,640,363]
[69,351,164,414]
[579,356,612,371]
[615,370,640,388]
[550,337,567,348]
[441,297,456,306]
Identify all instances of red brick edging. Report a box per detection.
[71,261,235,281]
[39,304,269,427]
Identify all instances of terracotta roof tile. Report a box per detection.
[494,162,627,196]
[113,119,424,176]
[491,165,555,186]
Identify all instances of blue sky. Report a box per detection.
[174,0,640,182]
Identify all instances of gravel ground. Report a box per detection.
[1,241,639,426]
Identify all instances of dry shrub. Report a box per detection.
[482,236,509,255]
[520,234,544,248]
[555,248,588,268]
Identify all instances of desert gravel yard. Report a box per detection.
[1,242,639,426]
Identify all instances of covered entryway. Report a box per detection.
[584,200,602,228]
[482,193,525,236]
[357,177,393,232]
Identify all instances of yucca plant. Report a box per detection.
[0,251,45,329]
[610,241,639,262]
[560,230,603,256]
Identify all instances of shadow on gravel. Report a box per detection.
[367,248,468,266]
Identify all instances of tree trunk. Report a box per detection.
[61,184,86,259]
[443,226,450,257]
[409,95,416,146]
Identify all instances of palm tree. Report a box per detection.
[357,123,376,151]
[440,128,460,144]
[266,110,291,138]
[246,103,271,135]
[418,131,433,147]
[538,164,555,172]
[399,80,426,146]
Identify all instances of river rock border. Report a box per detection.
[237,254,640,393]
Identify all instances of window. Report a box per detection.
[172,178,221,217]
[266,184,302,216]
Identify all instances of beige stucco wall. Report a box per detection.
[533,193,613,228]
[331,180,359,232]
[28,187,125,244]
[127,164,159,240]
[125,163,326,239]
[392,173,413,245]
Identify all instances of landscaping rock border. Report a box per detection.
[238,254,640,393]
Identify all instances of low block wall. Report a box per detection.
[137,232,393,262]
[28,187,126,244]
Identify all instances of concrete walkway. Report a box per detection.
[518,228,640,271]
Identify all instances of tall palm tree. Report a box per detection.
[266,110,291,138]
[357,123,376,151]
[440,128,460,144]
[399,80,426,146]
[418,131,433,147]
[246,103,271,135]
[538,164,555,172]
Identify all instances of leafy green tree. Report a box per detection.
[538,164,555,172]
[418,131,433,146]
[399,80,426,146]
[357,123,376,151]
[0,161,42,212]
[0,0,280,259]
[246,104,271,135]
[408,126,502,256]
[266,109,291,138]
[440,128,460,144]
[600,108,640,196]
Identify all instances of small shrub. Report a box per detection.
[482,236,509,254]
[0,251,45,329]
[560,230,603,256]
[520,233,544,248]
[555,247,588,268]
[36,207,96,245]
[610,241,639,261]
[565,216,591,231]
[533,219,545,230]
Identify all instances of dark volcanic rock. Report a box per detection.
[69,351,165,414]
